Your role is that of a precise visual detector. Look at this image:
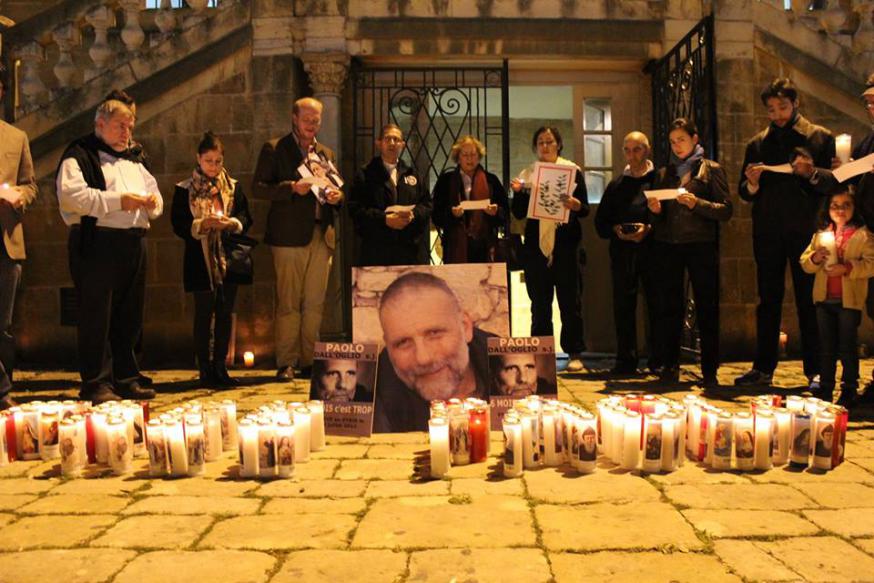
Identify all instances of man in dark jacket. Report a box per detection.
[594,131,657,374]
[734,78,836,390]
[348,124,431,266]
[252,97,343,381]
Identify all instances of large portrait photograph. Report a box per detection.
[352,264,509,432]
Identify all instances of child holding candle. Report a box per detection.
[800,186,874,407]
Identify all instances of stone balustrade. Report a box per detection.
[2,0,228,118]
[774,0,874,51]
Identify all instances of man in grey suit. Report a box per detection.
[0,66,38,410]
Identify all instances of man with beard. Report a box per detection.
[373,272,493,432]
[491,353,556,398]
[311,358,373,403]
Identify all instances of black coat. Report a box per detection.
[348,157,432,266]
[739,114,835,238]
[594,169,657,249]
[851,132,874,227]
[171,181,253,292]
[510,168,589,251]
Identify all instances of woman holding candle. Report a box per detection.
[511,127,590,373]
[800,186,874,407]
[172,132,253,388]
[432,135,508,264]
[647,118,732,386]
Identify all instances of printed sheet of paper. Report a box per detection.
[0,185,21,206]
[459,199,491,211]
[833,152,874,183]
[384,204,415,214]
[644,188,684,201]
[297,153,344,204]
[526,162,574,224]
[309,342,379,437]
[756,163,793,174]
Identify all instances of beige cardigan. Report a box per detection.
[800,226,874,311]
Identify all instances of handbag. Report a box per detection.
[222,233,258,285]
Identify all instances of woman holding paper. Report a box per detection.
[432,135,508,263]
[647,118,731,386]
[800,186,874,407]
[510,127,590,373]
[172,131,253,387]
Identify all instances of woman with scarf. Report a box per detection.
[172,132,253,387]
[432,135,508,263]
[510,127,589,373]
[646,118,732,386]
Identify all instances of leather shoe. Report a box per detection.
[213,365,240,388]
[276,366,294,381]
[137,373,154,387]
[297,365,313,380]
[82,384,122,405]
[0,394,18,411]
[116,382,156,400]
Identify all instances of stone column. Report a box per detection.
[301,52,350,155]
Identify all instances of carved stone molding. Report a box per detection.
[301,52,350,96]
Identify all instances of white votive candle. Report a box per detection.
[59,418,83,478]
[292,407,311,463]
[257,418,277,479]
[429,416,451,478]
[276,420,295,478]
[773,408,791,466]
[203,406,223,463]
[813,410,836,471]
[621,410,641,471]
[501,414,523,478]
[541,405,561,467]
[220,400,238,452]
[520,409,540,469]
[166,418,189,477]
[238,418,259,478]
[186,415,205,477]
[734,412,754,471]
[107,415,133,476]
[306,400,326,451]
[711,412,734,471]
[641,414,663,474]
[38,407,60,461]
[576,412,598,475]
[836,133,852,164]
[660,411,679,473]
[146,419,168,477]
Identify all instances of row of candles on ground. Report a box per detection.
[1,399,328,480]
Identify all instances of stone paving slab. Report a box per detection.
[122,495,261,516]
[91,514,214,549]
[847,440,874,457]
[792,482,874,508]
[113,550,276,583]
[272,550,408,583]
[143,477,259,497]
[756,536,874,582]
[364,479,449,498]
[524,467,662,504]
[646,462,755,485]
[0,478,57,495]
[0,549,137,583]
[199,514,356,550]
[261,497,366,514]
[803,508,874,537]
[681,509,820,538]
[851,458,874,474]
[746,462,874,484]
[0,493,37,511]
[663,483,818,510]
[352,495,536,549]
[310,444,370,459]
[0,513,14,528]
[335,459,415,480]
[0,462,36,478]
[17,493,130,515]
[712,540,802,582]
[49,475,148,495]
[536,502,703,552]
[408,548,552,583]
[366,443,429,459]
[255,478,367,498]
[856,538,874,555]
[450,477,525,497]
[283,459,338,480]
[0,514,117,550]
[550,551,742,582]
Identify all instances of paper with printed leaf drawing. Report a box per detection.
[526,162,574,224]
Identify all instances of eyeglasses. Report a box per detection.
[830,203,854,211]
[536,140,557,147]
[382,137,404,144]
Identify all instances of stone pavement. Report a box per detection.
[2,361,874,583]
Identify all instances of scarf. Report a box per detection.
[517,156,580,265]
[670,143,705,185]
[188,166,234,289]
[444,165,492,263]
[624,159,655,177]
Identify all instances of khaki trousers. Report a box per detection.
[271,228,332,368]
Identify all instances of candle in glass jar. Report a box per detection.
[220,400,238,452]
[38,407,60,460]
[4,409,17,463]
[469,407,488,463]
[733,412,754,471]
[502,414,523,478]
[243,351,255,368]
[711,412,733,470]
[641,414,663,474]
[621,410,641,471]
[773,408,791,466]
[817,231,837,267]
[91,411,109,464]
[186,415,205,477]
[520,409,540,469]
[202,406,222,462]
[754,409,774,471]
[829,405,848,468]
[146,419,168,477]
[0,414,7,466]
[20,405,40,460]
[58,418,83,477]
[575,412,597,474]
[257,418,276,479]
[660,411,679,472]
[129,404,146,459]
[449,409,471,466]
[686,400,701,460]
[107,415,132,476]
[836,133,852,164]
[429,416,451,478]
[813,410,836,471]
[292,407,311,463]
[789,412,812,468]
[704,407,719,466]
[541,405,561,467]
[165,417,189,477]
[276,421,295,478]
[306,400,326,452]
[238,418,259,478]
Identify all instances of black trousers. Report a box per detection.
[752,231,819,377]
[816,302,861,391]
[69,228,146,396]
[651,240,720,377]
[193,283,238,371]
[609,241,657,370]
[523,241,586,355]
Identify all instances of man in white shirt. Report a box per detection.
[56,99,163,403]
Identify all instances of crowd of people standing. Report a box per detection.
[1,69,874,412]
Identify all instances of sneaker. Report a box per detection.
[734,369,772,386]
[276,366,294,381]
[566,358,585,373]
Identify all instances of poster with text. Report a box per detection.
[487,336,557,430]
[309,341,378,437]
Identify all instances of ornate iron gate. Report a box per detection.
[648,15,717,168]
[351,61,510,194]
